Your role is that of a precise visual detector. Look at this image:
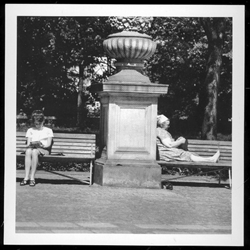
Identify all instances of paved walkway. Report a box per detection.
[16,170,231,234]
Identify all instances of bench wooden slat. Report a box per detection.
[16,138,95,143]
[17,144,94,150]
[157,160,231,168]
[53,138,95,144]
[188,139,232,146]
[189,145,232,150]
[16,131,95,139]
[17,150,93,156]
[17,154,94,162]
[189,148,231,152]
[17,143,95,149]
[54,140,94,145]
[17,149,94,155]
[189,149,231,153]
[50,133,95,139]
[16,146,95,150]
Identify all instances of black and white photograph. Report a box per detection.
[4,4,244,246]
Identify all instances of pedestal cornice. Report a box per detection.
[91,70,168,96]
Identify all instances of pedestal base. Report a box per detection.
[93,158,161,189]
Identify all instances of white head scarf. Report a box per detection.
[157,115,170,126]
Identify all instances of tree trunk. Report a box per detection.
[199,18,225,140]
[77,73,84,128]
[77,64,90,128]
[76,64,87,128]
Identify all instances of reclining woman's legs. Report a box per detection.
[190,150,220,163]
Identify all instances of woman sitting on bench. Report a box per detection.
[20,110,54,187]
[156,115,220,163]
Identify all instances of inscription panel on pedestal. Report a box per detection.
[118,108,146,150]
[108,99,156,160]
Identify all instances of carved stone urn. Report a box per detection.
[103,31,156,73]
[101,31,157,84]
[92,31,168,189]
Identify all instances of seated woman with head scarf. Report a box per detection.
[156,114,220,163]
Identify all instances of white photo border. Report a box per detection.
[5,4,244,246]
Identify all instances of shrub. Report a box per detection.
[17,160,90,172]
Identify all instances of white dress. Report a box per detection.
[156,127,193,162]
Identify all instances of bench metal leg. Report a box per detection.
[228,168,232,189]
[218,170,221,185]
[89,160,93,185]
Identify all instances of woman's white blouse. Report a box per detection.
[25,127,54,147]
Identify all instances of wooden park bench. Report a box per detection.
[16,131,96,185]
[157,139,232,188]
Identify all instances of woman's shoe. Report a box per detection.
[20,179,29,186]
[29,180,36,187]
[162,182,173,190]
[166,183,173,190]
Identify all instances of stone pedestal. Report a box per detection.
[94,159,161,188]
[92,31,168,188]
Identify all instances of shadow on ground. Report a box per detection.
[162,180,230,189]
[16,177,89,185]
[16,177,230,189]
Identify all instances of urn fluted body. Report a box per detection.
[103,31,157,71]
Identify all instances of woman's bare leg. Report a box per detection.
[24,148,33,180]
[191,150,220,163]
[30,149,39,180]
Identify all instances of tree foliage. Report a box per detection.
[17,16,115,126]
[17,16,232,137]
[146,17,232,137]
